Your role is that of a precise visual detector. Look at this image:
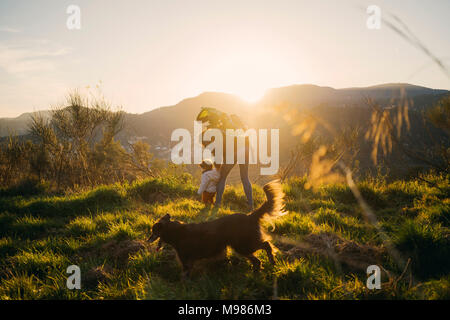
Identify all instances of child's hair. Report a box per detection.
[200,159,213,172]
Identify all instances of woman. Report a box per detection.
[197,107,253,210]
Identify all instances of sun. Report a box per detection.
[236,87,267,103]
[204,40,290,104]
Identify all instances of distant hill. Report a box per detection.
[122,91,252,147]
[1,84,448,160]
[1,83,448,177]
[120,83,448,148]
[0,110,51,137]
[261,83,448,109]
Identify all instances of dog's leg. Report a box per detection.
[261,241,275,265]
[181,260,194,280]
[247,254,261,272]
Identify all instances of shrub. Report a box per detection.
[85,185,125,206]
[0,179,50,197]
[127,176,195,202]
[395,220,450,279]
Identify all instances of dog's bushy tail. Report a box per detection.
[249,180,285,221]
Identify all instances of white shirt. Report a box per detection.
[198,169,220,194]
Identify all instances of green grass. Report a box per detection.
[0,173,449,300]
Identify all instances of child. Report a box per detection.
[198,159,220,205]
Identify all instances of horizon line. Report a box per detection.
[1,81,449,119]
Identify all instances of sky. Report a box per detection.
[0,0,449,117]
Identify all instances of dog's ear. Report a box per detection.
[161,213,171,222]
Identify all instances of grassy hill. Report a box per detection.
[0,173,449,300]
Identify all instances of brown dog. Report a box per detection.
[148,180,284,276]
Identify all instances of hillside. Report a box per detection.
[0,111,51,137]
[0,174,449,299]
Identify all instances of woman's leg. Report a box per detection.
[214,164,234,207]
[239,164,253,210]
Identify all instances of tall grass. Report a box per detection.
[0,173,448,299]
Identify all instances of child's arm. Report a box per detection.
[198,173,209,195]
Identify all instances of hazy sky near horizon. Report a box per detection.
[0,0,449,117]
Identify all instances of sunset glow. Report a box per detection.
[0,0,449,117]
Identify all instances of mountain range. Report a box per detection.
[108,83,449,150]
[1,83,448,156]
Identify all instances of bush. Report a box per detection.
[0,179,50,197]
[395,220,450,279]
[322,183,386,209]
[85,185,126,206]
[127,176,195,202]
